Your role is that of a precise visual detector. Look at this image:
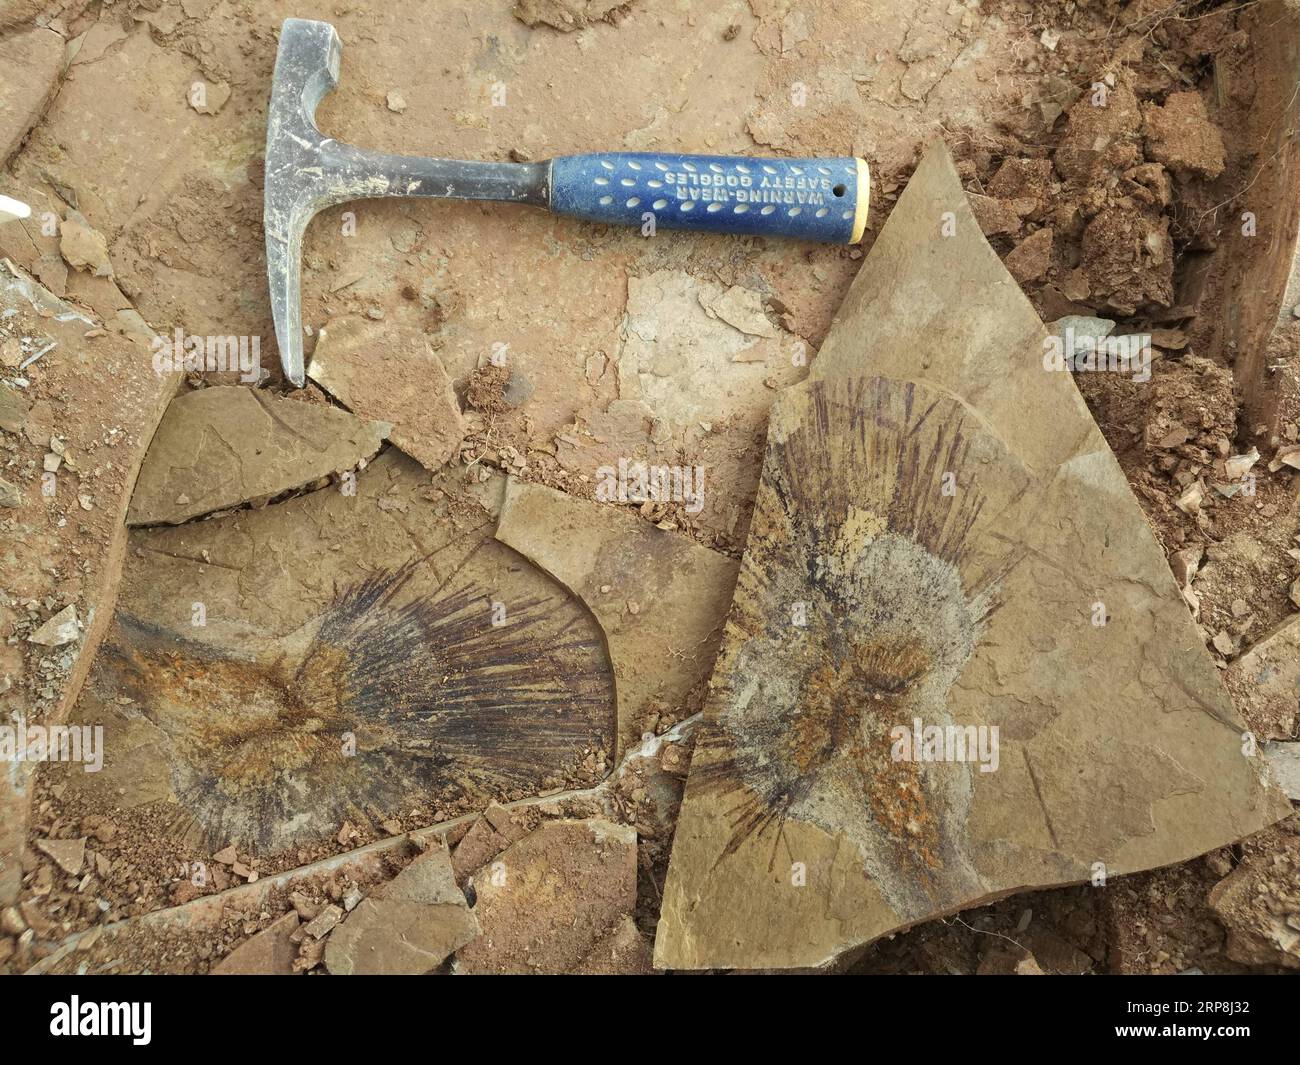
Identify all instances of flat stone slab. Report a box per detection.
[308,318,463,475]
[0,27,63,166]
[1225,614,1300,742]
[325,844,478,975]
[495,477,738,758]
[127,385,390,524]
[45,452,615,857]
[454,818,638,975]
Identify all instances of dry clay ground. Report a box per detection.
[2,0,1300,973]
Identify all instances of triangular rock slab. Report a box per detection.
[653,141,1290,971]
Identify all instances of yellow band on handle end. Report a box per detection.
[850,157,870,244]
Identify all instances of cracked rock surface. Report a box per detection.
[127,385,391,525]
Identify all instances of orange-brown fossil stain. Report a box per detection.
[789,638,943,872]
[115,643,359,791]
[694,633,946,880]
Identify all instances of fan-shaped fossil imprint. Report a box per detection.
[689,376,1025,917]
[44,452,617,856]
[100,564,611,852]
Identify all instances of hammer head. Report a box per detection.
[264,19,343,386]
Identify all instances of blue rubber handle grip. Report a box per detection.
[549,152,868,244]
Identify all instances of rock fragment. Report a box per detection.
[1224,615,1300,741]
[1224,448,1260,480]
[454,819,637,975]
[1142,91,1226,179]
[1005,226,1054,284]
[513,0,630,32]
[59,211,114,277]
[451,804,529,880]
[1051,315,1116,357]
[27,605,80,647]
[1268,444,1300,472]
[1054,80,1142,184]
[700,285,779,338]
[0,26,64,165]
[188,80,231,116]
[1079,202,1174,315]
[1208,833,1300,969]
[302,904,343,939]
[127,385,391,524]
[966,193,1021,238]
[211,912,299,974]
[0,382,27,434]
[308,318,463,474]
[1263,743,1300,801]
[0,477,21,509]
[325,844,479,975]
[987,157,1054,219]
[36,836,85,876]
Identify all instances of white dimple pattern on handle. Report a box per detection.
[581,157,855,229]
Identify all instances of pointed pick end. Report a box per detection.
[270,282,305,387]
[266,213,308,388]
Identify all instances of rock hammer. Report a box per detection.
[264,18,870,385]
